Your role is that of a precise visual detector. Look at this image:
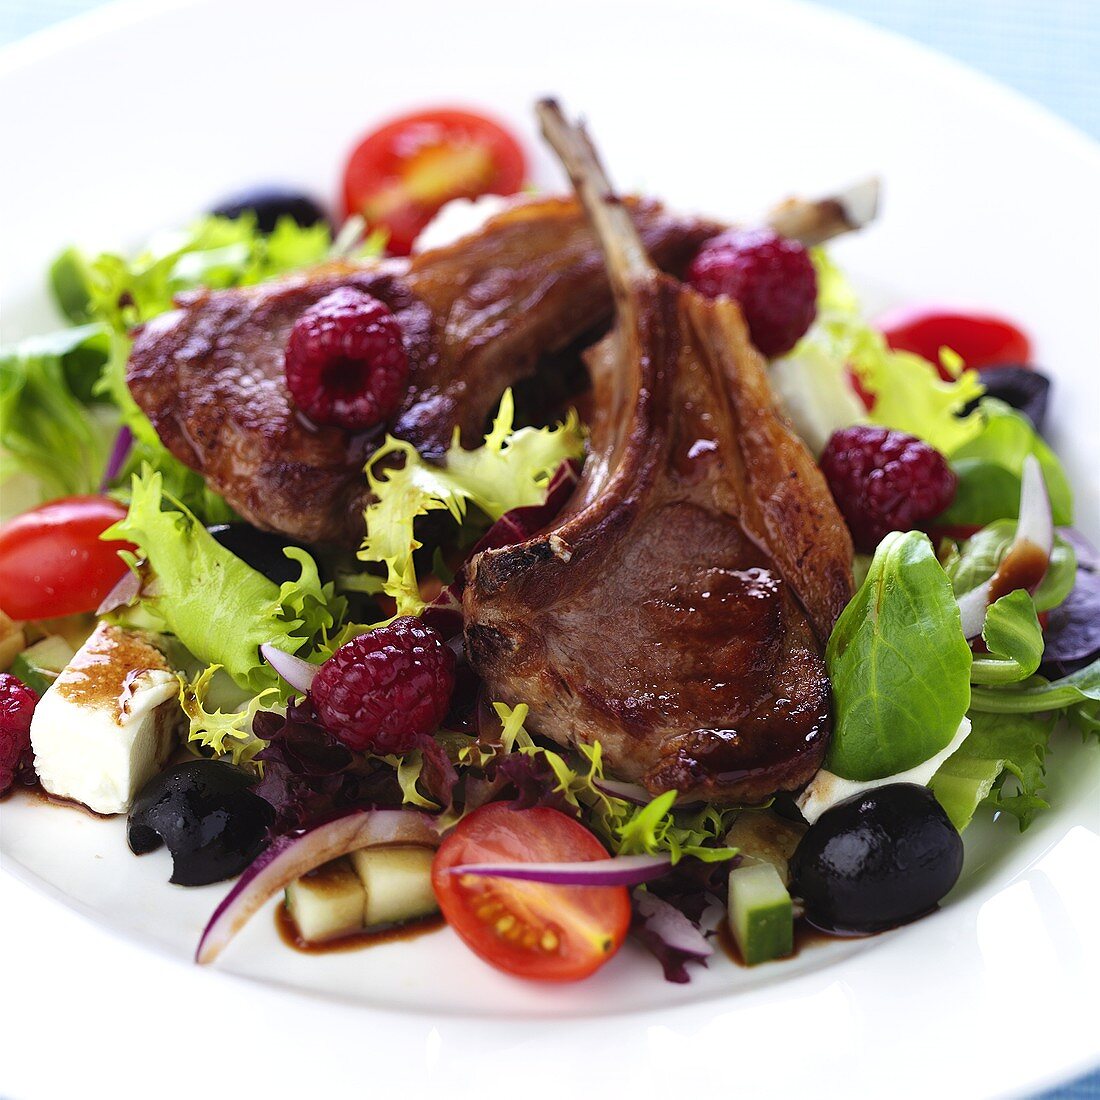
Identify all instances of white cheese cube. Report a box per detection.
[30,623,182,815]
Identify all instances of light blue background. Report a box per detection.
[1,0,1097,1096]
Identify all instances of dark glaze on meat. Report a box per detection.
[126,198,718,544]
[462,103,854,804]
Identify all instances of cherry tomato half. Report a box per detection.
[342,108,527,256]
[431,803,631,982]
[876,304,1032,378]
[0,496,133,620]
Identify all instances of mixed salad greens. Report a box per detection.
[1,104,1097,987]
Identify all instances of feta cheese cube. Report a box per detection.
[30,623,183,815]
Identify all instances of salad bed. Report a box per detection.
[1,101,1097,986]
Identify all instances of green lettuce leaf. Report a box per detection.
[104,467,348,691]
[946,520,1076,613]
[970,590,1044,686]
[969,658,1100,718]
[933,710,1055,830]
[358,391,585,618]
[0,324,116,508]
[794,249,985,455]
[938,399,1073,527]
[930,754,1005,831]
[19,213,382,522]
[825,530,973,780]
[73,213,336,332]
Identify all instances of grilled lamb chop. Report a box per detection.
[127,199,717,544]
[462,102,855,804]
[127,182,876,546]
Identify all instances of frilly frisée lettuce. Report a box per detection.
[358,390,584,619]
[103,467,348,692]
[825,530,973,781]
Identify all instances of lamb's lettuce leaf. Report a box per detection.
[970,590,1044,686]
[103,467,348,691]
[938,399,1073,527]
[969,658,1100,721]
[358,391,585,619]
[825,530,973,780]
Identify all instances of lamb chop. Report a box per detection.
[127,187,876,546]
[462,102,855,804]
[127,199,717,545]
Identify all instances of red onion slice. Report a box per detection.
[1011,453,1054,561]
[592,777,653,805]
[96,565,142,615]
[449,853,672,887]
[956,578,994,640]
[196,809,441,964]
[633,889,713,960]
[260,643,319,694]
[956,455,1053,639]
[99,425,134,491]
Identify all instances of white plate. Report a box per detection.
[2,0,1099,1096]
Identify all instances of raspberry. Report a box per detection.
[310,617,456,755]
[284,287,408,430]
[687,228,817,358]
[819,426,958,552]
[0,673,39,793]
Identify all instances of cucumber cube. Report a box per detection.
[728,860,794,965]
[285,857,366,943]
[350,846,438,929]
[11,635,76,695]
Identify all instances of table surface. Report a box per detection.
[0,1,1097,1098]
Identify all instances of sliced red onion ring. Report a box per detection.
[633,889,713,960]
[99,425,134,491]
[592,777,653,805]
[1012,453,1054,562]
[449,853,672,887]
[96,566,142,615]
[196,809,441,964]
[956,578,994,640]
[260,643,319,694]
[956,455,1053,639]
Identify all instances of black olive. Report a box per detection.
[210,187,329,233]
[207,523,311,586]
[128,760,274,886]
[963,365,1051,432]
[790,783,963,934]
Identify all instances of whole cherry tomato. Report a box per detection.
[342,108,527,256]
